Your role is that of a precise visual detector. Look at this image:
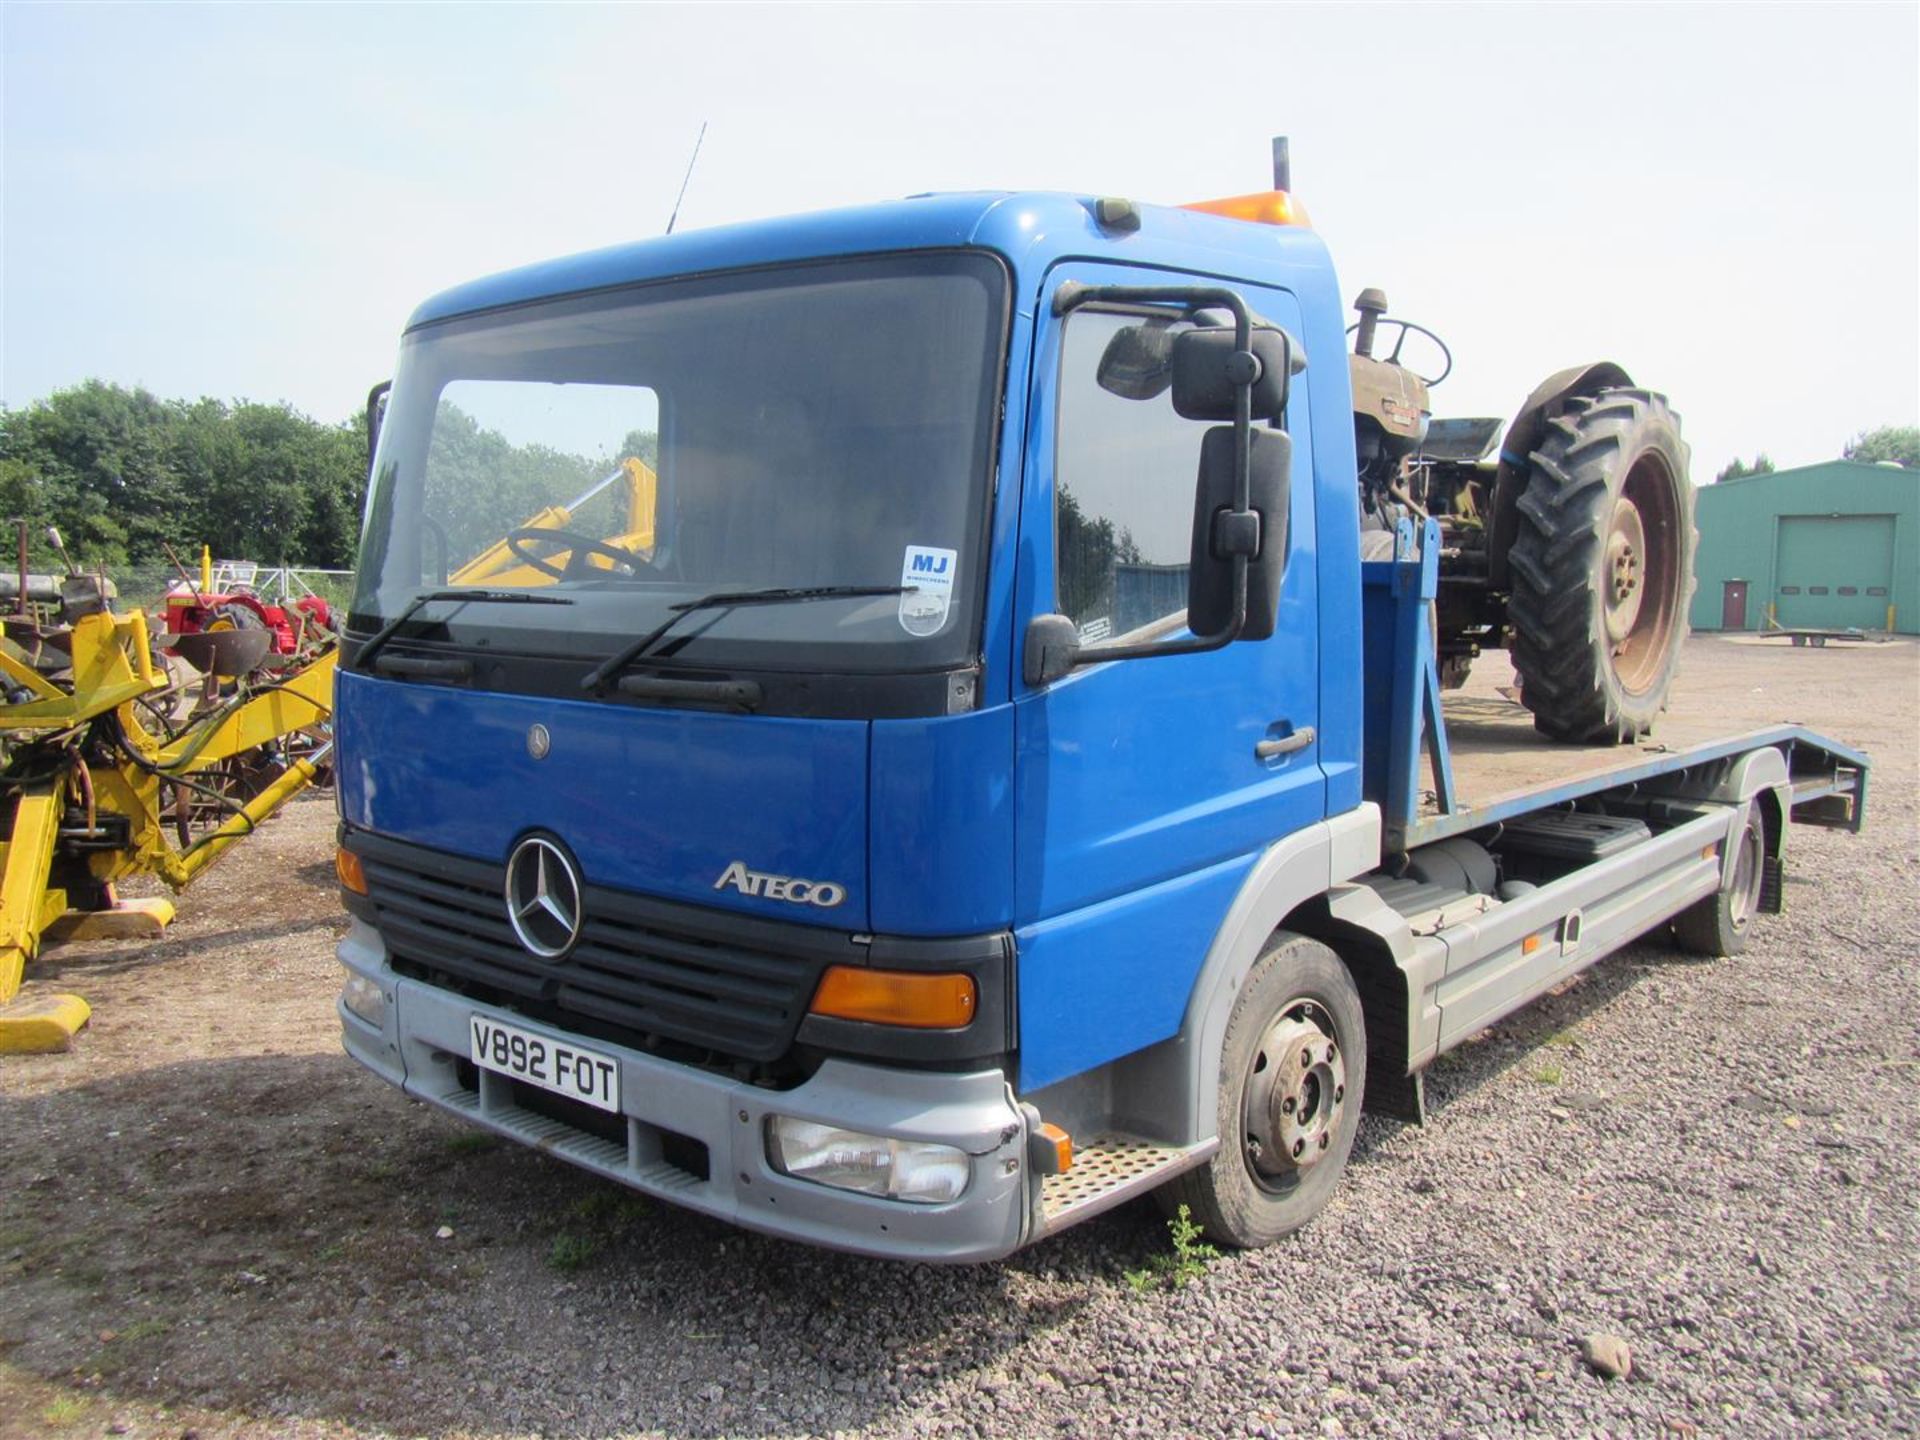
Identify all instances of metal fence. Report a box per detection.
[110,564,357,611]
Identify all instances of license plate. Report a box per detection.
[469,1015,621,1114]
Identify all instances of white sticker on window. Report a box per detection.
[899,546,958,636]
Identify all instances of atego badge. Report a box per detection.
[714,860,846,908]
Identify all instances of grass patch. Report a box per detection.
[41,1395,87,1426]
[1123,1204,1220,1294]
[547,1232,598,1273]
[1532,1061,1565,1086]
[117,1318,172,1343]
[1543,1028,1583,1050]
[570,1187,650,1226]
[444,1133,498,1155]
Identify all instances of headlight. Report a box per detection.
[766,1117,971,1204]
[339,968,388,1028]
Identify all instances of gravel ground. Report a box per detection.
[2,635,1916,1440]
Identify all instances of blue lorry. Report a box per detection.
[333,157,1868,1259]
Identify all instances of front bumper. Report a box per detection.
[337,918,1032,1261]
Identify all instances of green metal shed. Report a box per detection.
[1689,461,1918,635]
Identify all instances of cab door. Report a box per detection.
[1011,264,1326,1092]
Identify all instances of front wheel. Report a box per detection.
[1158,932,1366,1248]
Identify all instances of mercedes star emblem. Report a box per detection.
[503,835,584,958]
[526,723,551,760]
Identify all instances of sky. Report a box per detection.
[3,2,1916,481]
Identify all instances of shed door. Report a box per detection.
[1721,579,1748,630]
[1773,514,1895,630]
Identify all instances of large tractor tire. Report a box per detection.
[1506,389,1695,743]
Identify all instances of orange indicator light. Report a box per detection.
[336,847,368,896]
[1039,1122,1073,1174]
[809,966,977,1029]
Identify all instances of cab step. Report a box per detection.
[1040,1137,1214,1232]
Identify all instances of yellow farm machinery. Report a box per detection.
[0,560,336,1052]
[0,450,653,1053]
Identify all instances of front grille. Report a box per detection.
[357,834,859,1063]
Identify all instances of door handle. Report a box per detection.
[1256,725,1316,761]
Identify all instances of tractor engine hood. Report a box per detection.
[333,671,872,931]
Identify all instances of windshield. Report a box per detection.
[353,252,1007,676]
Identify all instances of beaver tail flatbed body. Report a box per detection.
[1333,518,1867,1125]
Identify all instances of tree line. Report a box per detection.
[1717,424,1919,482]
[0,380,370,576]
[0,380,668,585]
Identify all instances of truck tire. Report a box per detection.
[1506,389,1695,743]
[1672,803,1766,956]
[1158,932,1365,1248]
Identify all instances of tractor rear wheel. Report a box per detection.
[1507,389,1695,743]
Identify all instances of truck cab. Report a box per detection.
[334,190,1865,1260]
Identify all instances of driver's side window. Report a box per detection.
[1054,312,1211,645]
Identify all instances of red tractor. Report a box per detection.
[160,560,334,676]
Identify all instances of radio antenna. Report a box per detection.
[665,121,708,235]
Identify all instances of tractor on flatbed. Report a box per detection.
[1349,292,1694,742]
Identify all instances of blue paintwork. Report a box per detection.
[335,669,872,931]
[868,705,1016,936]
[1005,263,1329,1089]
[364,189,1375,1087]
[1016,851,1257,1092]
[1360,519,1456,842]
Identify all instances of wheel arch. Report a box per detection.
[1487,361,1636,590]
[1097,808,1384,1147]
[1641,745,1792,894]
[1283,885,1431,1123]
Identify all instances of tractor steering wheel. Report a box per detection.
[1345,317,1454,387]
[505,528,654,581]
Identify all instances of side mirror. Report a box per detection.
[1171,326,1296,422]
[1095,318,1177,401]
[1188,426,1290,641]
[1023,613,1081,686]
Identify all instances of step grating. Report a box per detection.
[1041,1138,1194,1228]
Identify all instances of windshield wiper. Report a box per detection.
[355,588,574,672]
[581,585,909,694]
